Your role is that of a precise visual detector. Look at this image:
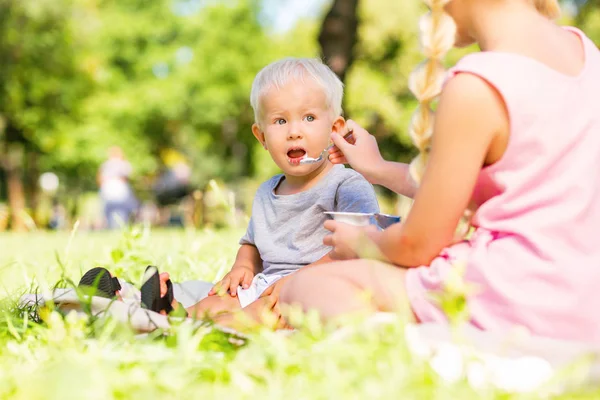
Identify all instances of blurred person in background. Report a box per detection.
[97,146,138,229]
[152,149,194,227]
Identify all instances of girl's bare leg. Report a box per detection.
[280,260,416,323]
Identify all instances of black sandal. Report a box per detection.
[140,265,176,314]
[78,267,122,298]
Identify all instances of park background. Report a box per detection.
[1,1,600,398]
[1,0,598,232]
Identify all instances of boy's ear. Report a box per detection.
[331,116,346,135]
[252,123,267,149]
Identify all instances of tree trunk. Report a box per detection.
[24,148,40,219]
[318,0,360,85]
[3,142,27,232]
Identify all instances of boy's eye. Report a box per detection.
[275,119,286,125]
[304,115,315,122]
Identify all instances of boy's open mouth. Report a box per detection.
[287,147,307,165]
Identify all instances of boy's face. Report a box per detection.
[252,78,345,178]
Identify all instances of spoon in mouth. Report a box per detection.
[299,131,355,165]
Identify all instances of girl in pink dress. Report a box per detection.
[280,0,600,343]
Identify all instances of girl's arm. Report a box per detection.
[328,122,418,199]
[367,73,509,267]
[368,161,418,200]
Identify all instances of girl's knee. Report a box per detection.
[280,261,361,303]
[279,271,304,306]
[280,267,323,306]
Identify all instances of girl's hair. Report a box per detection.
[533,0,561,19]
[407,0,561,185]
[407,0,560,237]
[407,1,456,184]
[250,57,344,125]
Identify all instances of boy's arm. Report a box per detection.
[232,214,262,276]
[209,244,263,296]
[215,252,334,331]
[232,243,263,275]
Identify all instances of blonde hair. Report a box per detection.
[407,0,561,184]
[533,0,561,19]
[250,57,344,125]
[407,1,456,184]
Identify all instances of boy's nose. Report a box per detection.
[287,126,303,140]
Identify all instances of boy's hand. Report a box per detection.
[208,265,254,297]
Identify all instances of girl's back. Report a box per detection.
[444,25,600,341]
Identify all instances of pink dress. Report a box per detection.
[405,27,600,343]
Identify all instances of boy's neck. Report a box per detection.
[276,162,334,195]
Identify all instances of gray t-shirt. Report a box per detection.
[240,165,380,276]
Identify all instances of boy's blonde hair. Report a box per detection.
[250,57,344,125]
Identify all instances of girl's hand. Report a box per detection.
[328,120,386,183]
[323,220,382,261]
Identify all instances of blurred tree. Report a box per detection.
[577,0,600,44]
[0,0,92,230]
[16,0,598,228]
[340,0,475,168]
[72,0,318,196]
[0,0,323,229]
[318,0,359,84]
[339,0,597,171]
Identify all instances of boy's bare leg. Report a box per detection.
[155,272,241,317]
[158,273,285,330]
[208,295,287,331]
[280,259,416,324]
[186,294,242,319]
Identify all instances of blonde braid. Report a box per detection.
[533,0,561,19]
[407,0,456,184]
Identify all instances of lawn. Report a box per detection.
[0,227,597,399]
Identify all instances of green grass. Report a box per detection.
[0,226,597,399]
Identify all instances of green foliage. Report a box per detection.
[0,0,322,205]
[65,0,321,192]
[1,0,599,207]
[0,0,92,162]
[344,0,477,164]
[577,1,600,45]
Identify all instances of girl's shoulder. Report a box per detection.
[446,26,598,85]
